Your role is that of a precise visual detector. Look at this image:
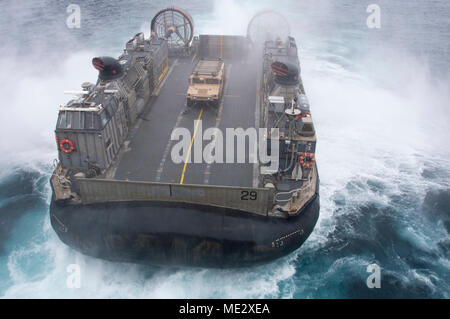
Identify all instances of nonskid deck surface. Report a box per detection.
[113,56,259,187]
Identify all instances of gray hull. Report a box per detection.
[50,181,319,268]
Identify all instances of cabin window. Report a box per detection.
[58,111,72,129]
[71,112,81,129]
[79,111,85,129]
[58,112,67,128]
[192,78,204,84]
[205,78,219,84]
[84,112,95,129]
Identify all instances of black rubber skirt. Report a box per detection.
[50,184,319,268]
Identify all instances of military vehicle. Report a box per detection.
[186,59,225,107]
[49,8,320,268]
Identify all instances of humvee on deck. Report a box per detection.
[186,59,225,107]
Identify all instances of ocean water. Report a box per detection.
[0,0,449,298]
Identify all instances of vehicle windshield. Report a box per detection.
[205,78,219,84]
[192,78,205,84]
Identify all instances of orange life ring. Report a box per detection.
[60,139,74,154]
[299,152,315,168]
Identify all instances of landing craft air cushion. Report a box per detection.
[50,8,320,267]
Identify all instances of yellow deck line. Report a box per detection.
[179,108,204,184]
[158,57,169,82]
[153,58,177,96]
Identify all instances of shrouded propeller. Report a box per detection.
[151,7,194,48]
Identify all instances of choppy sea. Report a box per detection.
[0,0,449,298]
